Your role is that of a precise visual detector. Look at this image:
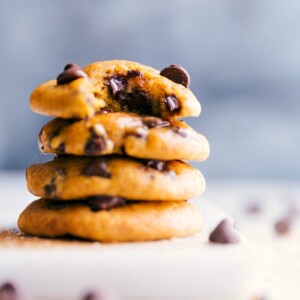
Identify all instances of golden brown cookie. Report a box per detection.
[18,198,202,242]
[26,156,205,201]
[30,60,201,119]
[38,112,210,161]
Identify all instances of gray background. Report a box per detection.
[0,0,299,179]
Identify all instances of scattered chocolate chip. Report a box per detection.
[84,128,106,155]
[274,218,290,235]
[172,126,187,137]
[87,196,126,211]
[44,184,56,197]
[56,142,65,154]
[57,63,88,85]
[0,282,17,300]
[106,76,125,98]
[209,219,240,244]
[145,160,166,171]
[164,95,180,113]
[142,117,170,129]
[160,64,190,88]
[83,161,111,178]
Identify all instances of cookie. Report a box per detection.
[30,60,201,120]
[26,156,205,201]
[18,198,202,242]
[38,112,210,161]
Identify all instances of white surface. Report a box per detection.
[0,172,299,299]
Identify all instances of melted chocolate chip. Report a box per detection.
[127,69,143,78]
[87,196,126,211]
[0,282,17,300]
[142,117,170,129]
[126,90,152,115]
[84,129,106,155]
[106,76,125,97]
[83,161,111,178]
[160,64,190,88]
[44,184,56,197]
[164,95,180,113]
[209,219,240,244]
[57,63,88,85]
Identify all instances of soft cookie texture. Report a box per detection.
[30,60,201,120]
[18,199,203,242]
[38,112,210,161]
[26,156,206,201]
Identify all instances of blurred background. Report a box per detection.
[0,0,300,180]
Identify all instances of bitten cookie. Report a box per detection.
[26,156,206,201]
[39,112,210,161]
[30,60,200,119]
[18,198,203,242]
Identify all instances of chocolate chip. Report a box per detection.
[57,63,88,85]
[145,160,166,171]
[84,129,106,155]
[209,219,240,244]
[87,196,126,211]
[106,76,125,98]
[172,126,187,137]
[160,64,190,88]
[164,95,180,113]
[127,70,143,78]
[274,218,290,235]
[83,161,111,178]
[0,282,17,300]
[44,184,56,197]
[142,117,170,129]
[126,90,153,115]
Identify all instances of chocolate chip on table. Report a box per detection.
[160,64,190,88]
[84,128,107,155]
[164,95,180,113]
[246,203,261,214]
[142,117,170,129]
[0,282,17,300]
[87,196,126,211]
[57,63,88,85]
[209,219,240,244]
[44,184,56,197]
[83,161,111,178]
[83,291,99,300]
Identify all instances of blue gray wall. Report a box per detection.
[1,0,300,179]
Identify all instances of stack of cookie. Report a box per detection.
[18,60,210,242]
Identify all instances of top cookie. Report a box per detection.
[30,60,201,120]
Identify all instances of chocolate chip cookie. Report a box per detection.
[26,156,206,201]
[38,112,210,161]
[30,60,200,119]
[18,198,203,242]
